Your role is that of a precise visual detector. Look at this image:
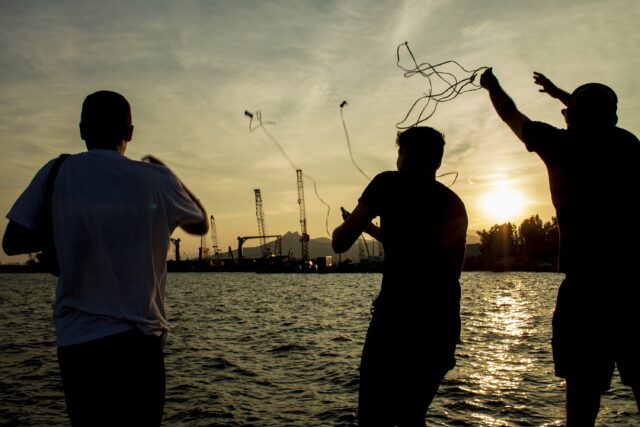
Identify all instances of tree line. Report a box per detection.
[464,214,559,272]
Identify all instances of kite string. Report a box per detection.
[247,110,332,237]
[396,41,488,129]
[396,42,485,187]
[339,102,370,181]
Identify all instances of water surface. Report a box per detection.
[1,272,638,426]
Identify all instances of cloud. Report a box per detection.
[2,0,639,262]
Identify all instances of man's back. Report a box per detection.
[359,170,468,307]
[523,122,640,275]
[9,149,204,346]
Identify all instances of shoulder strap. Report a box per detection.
[42,154,71,276]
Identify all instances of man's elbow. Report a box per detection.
[331,238,349,254]
[181,220,209,236]
[2,238,19,256]
[2,221,35,256]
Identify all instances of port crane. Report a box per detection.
[170,238,181,262]
[296,170,310,261]
[236,235,282,261]
[254,189,271,258]
[199,234,210,261]
[210,215,221,258]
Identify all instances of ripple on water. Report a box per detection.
[1,272,639,426]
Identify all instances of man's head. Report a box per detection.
[563,83,618,129]
[80,90,133,150]
[396,126,445,173]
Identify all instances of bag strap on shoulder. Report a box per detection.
[42,154,71,276]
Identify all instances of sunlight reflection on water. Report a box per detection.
[0,272,638,426]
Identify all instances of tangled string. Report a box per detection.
[396,41,487,129]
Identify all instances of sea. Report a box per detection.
[1,272,638,426]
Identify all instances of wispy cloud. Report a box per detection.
[1,0,639,261]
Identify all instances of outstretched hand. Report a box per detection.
[340,207,350,221]
[533,72,559,96]
[141,155,166,167]
[479,67,499,90]
[532,71,571,106]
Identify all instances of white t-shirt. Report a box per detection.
[7,149,204,346]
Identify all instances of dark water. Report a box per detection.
[0,272,638,426]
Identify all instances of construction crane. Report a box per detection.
[236,235,282,261]
[296,169,310,261]
[199,234,210,261]
[210,215,221,258]
[254,189,270,258]
[170,238,181,262]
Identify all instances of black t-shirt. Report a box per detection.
[359,171,468,312]
[522,121,640,276]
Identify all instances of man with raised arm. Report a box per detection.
[3,90,208,426]
[480,68,640,425]
[332,126,468,426]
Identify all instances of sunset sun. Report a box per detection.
[481,186,526,223]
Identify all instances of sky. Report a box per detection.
[1,0,639,263]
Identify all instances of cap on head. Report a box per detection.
[567,83,618,128]
[80,90,132,148]
[396,126,445,171]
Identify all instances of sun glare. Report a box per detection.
[480,186,525,223]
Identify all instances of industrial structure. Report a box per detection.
[254,189,271,258]
[236,235,282,261]
[210,215,221,258]
[170,238,181,262]
[199,234,210,261]
[296,170,310,262]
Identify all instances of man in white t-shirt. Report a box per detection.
[2,90,208,426]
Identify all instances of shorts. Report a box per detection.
[552,277,640,391]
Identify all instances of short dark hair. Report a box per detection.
[80,91,132,148]
[396,126,445,170]
[568,83,618,128]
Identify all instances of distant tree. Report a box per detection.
[477,222,518,269]
[519,214,546,260]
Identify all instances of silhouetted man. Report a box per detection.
[480,69,640,426]
[332,127,468,426]
[3,90,208,426]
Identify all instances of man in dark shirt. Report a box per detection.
[480,68,640,425]
[332,126,468,426]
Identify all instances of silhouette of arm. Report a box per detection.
[332,204,377,253]
[142,155,209,235]
[340,207,381,241]
[480,68,531,143]
[533,72,571,107]
[2,220,43,256]
[175,183,209,235]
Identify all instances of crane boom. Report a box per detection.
[254,189,270,258]
[237,235,281,261]
[210,215,221,257]
[296,170,309,261]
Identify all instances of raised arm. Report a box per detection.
[332,204,377,253]
[341,207,381,240]
[533,72,571,107]
[142,155,209,235]
[480,68,531,143]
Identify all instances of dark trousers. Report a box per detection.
[57,328,165,427]
[358,310,454,427]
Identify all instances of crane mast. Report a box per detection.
[296,170,309,261]
[210,215,221,258]
[170,238,181,262]
[254,189,270,258]
[199,234,210,261]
